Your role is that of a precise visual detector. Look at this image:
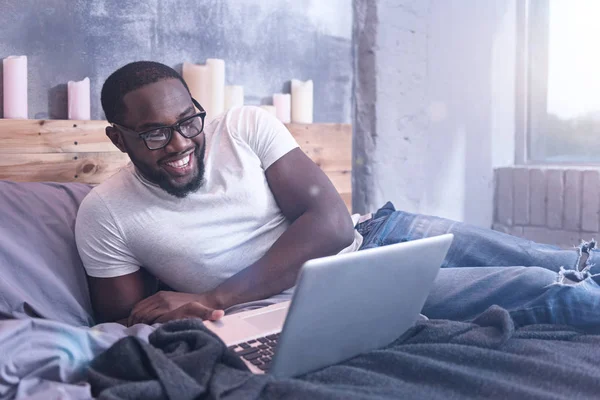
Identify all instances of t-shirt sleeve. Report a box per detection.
[231,106,300,169]
[75,191,141,278]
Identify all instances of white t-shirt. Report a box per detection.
[75,106,362,296]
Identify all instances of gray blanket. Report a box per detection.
[87,306,600,400]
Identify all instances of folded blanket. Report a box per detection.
[88,306,600,399]
[88,319,265,400]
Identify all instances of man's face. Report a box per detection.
[112,79,206,198]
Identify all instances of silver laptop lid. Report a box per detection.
[270,233,454,378]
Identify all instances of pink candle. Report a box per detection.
[291,79,313,123]
[68,77,91,120]
[273,93,291,123]
[3,56,28,119]
[206,59,225,120]
[182,62,210,114]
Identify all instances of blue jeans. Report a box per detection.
[357,202,600,330]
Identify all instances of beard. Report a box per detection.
[127,143,206,199]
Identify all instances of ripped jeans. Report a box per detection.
[356,202,600,330]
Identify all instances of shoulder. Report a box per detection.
[76,187,116,235]
[210,106,279,137]
[224,105,267,124]
[77,166,135,222]
[75,169,135,247]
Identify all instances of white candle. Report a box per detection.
[224,85,244,110]
[273,93,291,123]
[206,58,225,120]
[67,77,91,120]
[182,62,211,114]
[260,105,277,116]
[291,79,313,123]
[3,56,28,119]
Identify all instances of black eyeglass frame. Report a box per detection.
[112,98,206,151]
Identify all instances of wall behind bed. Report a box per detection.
[353,0,516,226]
[0,0,352,123]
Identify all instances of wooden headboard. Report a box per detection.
[0,120,352,210]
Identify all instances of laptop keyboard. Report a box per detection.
[228,332,280,371]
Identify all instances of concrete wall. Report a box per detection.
[353,0,516,227]
[0,0,352,122]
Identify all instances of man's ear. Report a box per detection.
[106,126,127,153]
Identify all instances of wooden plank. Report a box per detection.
[290,123,351,173]
[0,119,352,210]
[0,152,349,190]
[0,119,351,158]
[286,123,351,149]
[0,119,114,153]
[0,153,131,184]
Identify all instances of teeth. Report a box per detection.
[165,154,191,168]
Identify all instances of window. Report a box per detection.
[526,0,600,163]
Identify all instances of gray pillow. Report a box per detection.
[0,180,94,326]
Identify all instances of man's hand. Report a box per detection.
[153,302,225,324]
[128,291,224,326]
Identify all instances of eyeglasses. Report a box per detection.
[112,98,206,150]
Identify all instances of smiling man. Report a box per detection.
[75,61,358,325]
[77,61,600,330]
[110,95,206,199]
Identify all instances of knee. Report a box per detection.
[515,266,557,287]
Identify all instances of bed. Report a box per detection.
[1,118,600,399]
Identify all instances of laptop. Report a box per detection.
[204,233,453,378]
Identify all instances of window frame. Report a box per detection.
[517,0,550,165]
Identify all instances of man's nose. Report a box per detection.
[164,129,192,153]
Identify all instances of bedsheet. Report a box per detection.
[0,318,155,399]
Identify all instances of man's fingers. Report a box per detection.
[130,298,225,326]
[132,308,167,326]
[130,295,156,316]
[154,308,181,324]
[129,296,161,326]
[153,302,224,324]
[209,309,225,321]
[183,302,221,320]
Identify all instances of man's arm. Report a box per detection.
[88,268,157,323]
[209,147,355,308]
[75,191,162,324]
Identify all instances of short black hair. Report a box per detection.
[101,61,190,124]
